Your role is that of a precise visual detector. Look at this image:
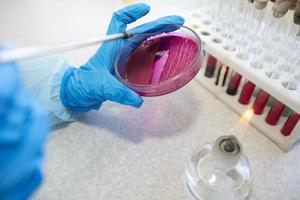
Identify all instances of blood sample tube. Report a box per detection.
[204,55,218,78]
[226,73,242,95]
[265,100,286,125]
[252,90,270,114]
[281,112,300,136]
[238,81,256,105]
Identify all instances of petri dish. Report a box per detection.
[115,25,203,96]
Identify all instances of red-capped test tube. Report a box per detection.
[252,90,270,114]
[238,81,256,105]
[265,100,286,125]
[281,112,300,136]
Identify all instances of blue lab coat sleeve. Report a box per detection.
[0,59,49,200]
[18,57,81,126]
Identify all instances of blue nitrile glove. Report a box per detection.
[0,54,50,199]
[60,3,184,112]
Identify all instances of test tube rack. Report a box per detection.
[184,9,300,152]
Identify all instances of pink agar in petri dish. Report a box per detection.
[115,26,203,96]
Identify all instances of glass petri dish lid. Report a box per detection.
[115,24,204,96]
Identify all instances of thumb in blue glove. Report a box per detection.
[60,3,185,112]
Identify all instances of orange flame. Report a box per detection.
[240,109,254,125]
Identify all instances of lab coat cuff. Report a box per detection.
[49,58,81,124]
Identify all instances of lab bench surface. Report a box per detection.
[1,1,299,199]
[33,81,300,200]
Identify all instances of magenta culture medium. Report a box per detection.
[115,26,203,96]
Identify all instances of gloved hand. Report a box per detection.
[60,3,184,112]
[0,51,49,199]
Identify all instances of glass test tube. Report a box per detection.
[282,51,300,90]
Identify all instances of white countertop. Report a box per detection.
[1,1,300,199]
[33,80,300,200]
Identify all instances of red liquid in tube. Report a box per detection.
[265,100,286,125]
[238,81,255,105]
[281,112,300,136]
[252,90,270,114]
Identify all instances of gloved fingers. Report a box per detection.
[88,3,150,71]
[129,15,185,35]
[126,15,185,47]
[106,3,150,34]
[102,74,143,108]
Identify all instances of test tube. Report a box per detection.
[281,112,300,136]
[226,73,242,95]
[248,40,264,68]
[238,81,256,105]
[265,100,286,125]
[215,65,227,86]
[227,0,258,51]
[238,2,267,60]
[252,90,270,114]
[222,66,230,87]
[204,55,218,78]
[219,0,237,46]
[235,1,252,41]
[210,0,222,28]
[281,51,300,90]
